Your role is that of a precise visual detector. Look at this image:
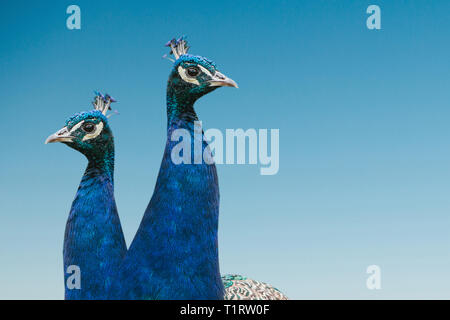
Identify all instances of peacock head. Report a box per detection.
[164,36,238,103]
[45,92,116,159]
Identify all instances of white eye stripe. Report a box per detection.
[69,121,84,133]
[198,65,214,78]
[177,66,200,85]
[82,122,104,141]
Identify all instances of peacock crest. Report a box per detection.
[163,36,218,73]
[92,91,117,116]
[164,36,189,61]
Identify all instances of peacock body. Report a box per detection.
[110,37,287,300]
[109,38,236,299]
[46,94,127,300]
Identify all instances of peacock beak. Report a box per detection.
[209,71,239,88]
[45,127,74,144]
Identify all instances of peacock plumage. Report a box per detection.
[110,37,287,300]
[46,38,287,300]
[222,275,288,300]
[45,93,127,300]
[108,38,238,300]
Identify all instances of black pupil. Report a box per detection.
[83,123,95,133]
[187,67,200,77]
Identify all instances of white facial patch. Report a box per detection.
[82,121,104,141]
[177,66,200,85]
[68,120,104,141]
[198,65,214,78]
[69,121,84,134]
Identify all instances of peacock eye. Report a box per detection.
[82,122,96,133]
[186,66,200,77]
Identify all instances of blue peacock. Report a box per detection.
[46,38,287,300]
[109,37,287,300]
[45,93,127,299]
[109,37,238,299]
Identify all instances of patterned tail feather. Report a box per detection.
[222,274,288,300]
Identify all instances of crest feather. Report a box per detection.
[92,91,116,116]
[164,36,189,60]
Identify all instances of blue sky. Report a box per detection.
[0,0,449,299]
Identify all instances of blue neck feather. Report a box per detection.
[64,146,127,300]
[111,84,223,300]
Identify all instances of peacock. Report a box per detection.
[109,37,287,300]
[45,39,287,300]
[45,93,127,300]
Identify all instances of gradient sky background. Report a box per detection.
[1,0,449,299]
